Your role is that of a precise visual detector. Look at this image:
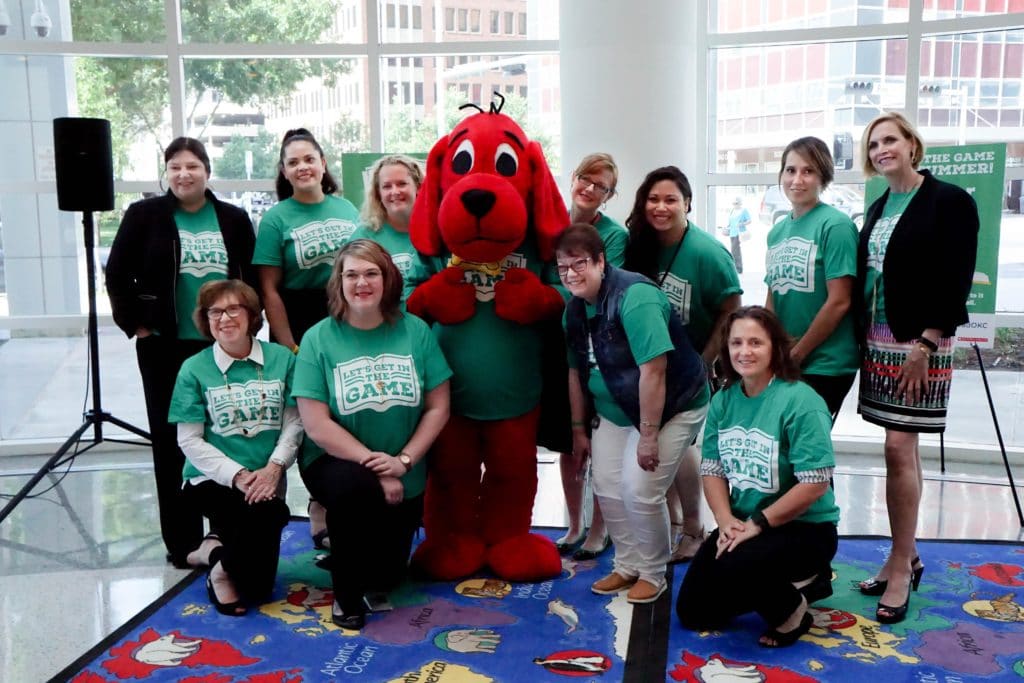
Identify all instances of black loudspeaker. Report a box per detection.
[53,117,115,212]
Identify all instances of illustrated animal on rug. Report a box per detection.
[407,95,569,582]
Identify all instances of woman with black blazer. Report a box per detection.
[855,112,978,624]
[105,137,257,569]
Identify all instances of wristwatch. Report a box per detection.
[269,454,288,468]
[397,452,413,472]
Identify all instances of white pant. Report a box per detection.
[590,405,708,585]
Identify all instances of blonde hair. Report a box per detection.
[359,155,424,231]
[861,111,926,177]
[572,152,619,197]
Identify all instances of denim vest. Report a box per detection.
[565,265,705,429]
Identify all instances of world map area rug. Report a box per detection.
[665,537,1024,682]
[57,523,640,682]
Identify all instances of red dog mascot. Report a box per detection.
[407,99,567,582]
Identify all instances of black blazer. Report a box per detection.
[856,170,979,342]
[105,189,257,339]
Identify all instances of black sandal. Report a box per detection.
[312,528,330,550]
[206,548,246,617]
[186,533,221,568]
[759,611,813,648]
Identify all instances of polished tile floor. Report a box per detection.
[1,448,1022,682]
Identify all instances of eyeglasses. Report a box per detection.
[576,174,611,196]
[206,305,246,320]
[556,257,592,277]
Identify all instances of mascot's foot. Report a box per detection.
[411,533,486,581]
[487,533,562,582]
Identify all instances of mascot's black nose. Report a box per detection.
[461,189,496,218]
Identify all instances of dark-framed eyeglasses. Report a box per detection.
[576,174,611,196]
[206,304,246,320]
[556,257,592,277]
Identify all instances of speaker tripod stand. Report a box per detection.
[0,210,151,526]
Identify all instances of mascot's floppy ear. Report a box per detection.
[527,140,570,261]
[410,134,449,257]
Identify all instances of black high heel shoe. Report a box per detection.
[876,575,914,624]
[206,553,246,617]
[858,556,923,596]
[554,530,586,554]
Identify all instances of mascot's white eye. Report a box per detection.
[452,139,474,175]
[494,143,518,177]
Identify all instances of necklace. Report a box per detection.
[222,365,266,436]
[658,223,687,287]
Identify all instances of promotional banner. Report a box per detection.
[340,152,428,211]
[866,142,1005,348]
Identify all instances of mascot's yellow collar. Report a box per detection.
[448,255,503,277]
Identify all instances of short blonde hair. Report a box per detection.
[193,279,263,338]
[861,111,926,177]
[359,155,424,231]
[572,152,619,198]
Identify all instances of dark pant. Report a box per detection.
[730,236,743,273]
[802,373,856,423]
[301,456,423,614]
[136,335,210,562]
[183,480,289,601]
[277,287,329,346]
[676,520,837,631]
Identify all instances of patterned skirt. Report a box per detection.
[858,322,954,433]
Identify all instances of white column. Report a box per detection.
[0,0,81,326]
[559,1,703,226]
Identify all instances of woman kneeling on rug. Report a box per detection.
[559,223,710,605]
[170,279,300,616]
[676,306,839,647]
[293,239,451,630]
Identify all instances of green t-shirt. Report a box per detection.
[765,203,859,376]
[864,188,919,325]
[595,213,628,268]
[174,203,228,340]
[566,282,710,427]
[169,341,297,479]
[253,195,359,289]
[701,379,839,524]
[657,223,742,351]
[349,222,433,303]
[291,313,452,498]
[433,239,556,420]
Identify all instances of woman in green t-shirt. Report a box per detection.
[350,154,430,301]
[677,306,839,648]
[765,137,859,420]
[253,128,359,550]
[254,128,359,352]
[551,153,627,562]
[624,166,743,564]
[293,240,452,630]
[169,280,300,617]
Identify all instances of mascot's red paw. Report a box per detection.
[486,533,562,582]
[493,267,564,325]
[411,532,486,581]
[407,267,477,325]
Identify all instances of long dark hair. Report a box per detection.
[717,306,801,386]
[623,166,693,280]
[275,128,340,200]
